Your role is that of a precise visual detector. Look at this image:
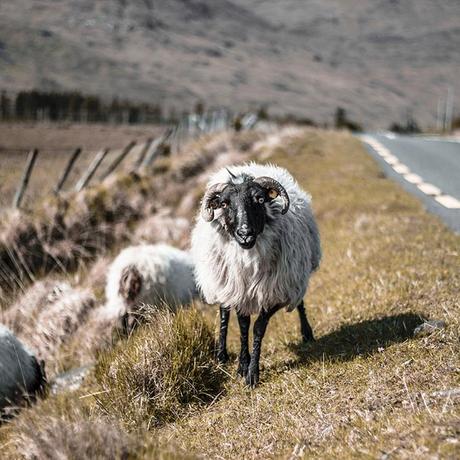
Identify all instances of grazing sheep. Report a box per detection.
[0,324,46,414]
[191,162,321,387]
[105,244,197,331]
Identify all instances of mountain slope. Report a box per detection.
[0,0,459,128]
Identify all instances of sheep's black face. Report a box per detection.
[216,182,269,249]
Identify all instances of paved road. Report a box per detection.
[360,133,460,233]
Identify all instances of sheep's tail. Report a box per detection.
[119,265,143,307]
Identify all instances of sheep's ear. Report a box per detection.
[119,266,142,304]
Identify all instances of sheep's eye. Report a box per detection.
[257,197,265,204]
[221,201,228,209]
[268,189,278,199]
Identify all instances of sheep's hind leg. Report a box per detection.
[297,301,314,342]
[216,305,230,363]
[237,313,251,377]
[246,305,283,388]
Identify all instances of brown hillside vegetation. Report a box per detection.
[1,128,459,459]
[1,1,459,127]
[0,122,164,208]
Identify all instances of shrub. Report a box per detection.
[95,308,224,430]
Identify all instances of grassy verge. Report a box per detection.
[156,130,459,458]
[1,128,458,459]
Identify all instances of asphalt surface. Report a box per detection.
[360,133,460,233]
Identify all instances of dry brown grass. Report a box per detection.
[0,128,458,459]
[0,122,165,208]
[95,308,225,431]
[0,394,138,460]
[153,129,460,458]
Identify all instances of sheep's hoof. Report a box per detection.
[245,367,259,388]
[216,350,229,364]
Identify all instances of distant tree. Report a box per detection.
[257,105,269,120]
[334,107,362,132]
[194,101,205,115]
[452,115,460,130]
[0,91,11,120]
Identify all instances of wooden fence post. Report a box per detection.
[54,147,82,195]
[13,149,39,209]
[132,138,153,171]
[100,140,136,180]
[141,127,174,168]
[74,148,109,192]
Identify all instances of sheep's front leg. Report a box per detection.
[246,305,283,388]
[216,305,230,363]
[237,313,251,377]
[297,301,314,342]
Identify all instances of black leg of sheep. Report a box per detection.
[297,301,315,342]
[246,305,284,388]
[237,313,251,377]
[216,305,230,363]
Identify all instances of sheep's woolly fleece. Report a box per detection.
[104,243,197,318]
[191,162,321,316]
[0,324,43,411]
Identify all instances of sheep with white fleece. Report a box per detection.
[105,243,197,331]
[191,162,321,386]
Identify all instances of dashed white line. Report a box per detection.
[435,195,460,209]
[360,135,460,210]
[383,155,399,165]
[393,164,410,174]
[417,183,442,196]
[403,173,423,184]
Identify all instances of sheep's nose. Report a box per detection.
[236,225,255,239]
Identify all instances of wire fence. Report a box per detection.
[7,109,258,210]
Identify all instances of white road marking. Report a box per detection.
[403,173,423,184]
[393,164,410,174]
[417,183,442,196]
[383,155,399,165]
[435,195,460,209]
[360,135,460,210]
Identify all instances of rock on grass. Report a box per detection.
[413,320,447,337]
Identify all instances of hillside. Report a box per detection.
[0,0,459,127]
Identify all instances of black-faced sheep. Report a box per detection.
[191,162,321,387]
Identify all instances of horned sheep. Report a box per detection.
[191,162,321,387]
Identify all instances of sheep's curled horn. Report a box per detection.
[201,183,228,222]
[200,176,290,222]
[253,176,290,214]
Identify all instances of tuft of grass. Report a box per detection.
[95,308,225,430]
[0,393,138,460]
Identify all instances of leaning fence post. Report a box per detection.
[74,148,109,192]
[133,138,153,171]
[141,127,174,168]
[54,147,82,195]
[13,149,39,209]
[100,140,136,180]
